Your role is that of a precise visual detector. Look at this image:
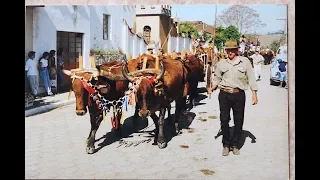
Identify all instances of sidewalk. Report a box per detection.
[25,92,76,117]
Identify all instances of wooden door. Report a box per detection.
[57,31,83,91]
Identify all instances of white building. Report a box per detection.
[25,5,136,94]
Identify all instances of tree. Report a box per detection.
[209,25,241,51]
[269,40,281,52]
[214,33,226,51]
[216,5,266,34]
[221,25,241,42]
[178,21,199,38]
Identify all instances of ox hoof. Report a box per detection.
[192,99,196,107]
[157,137,167,149]
[86,146,95,154]
[157,141,167,149]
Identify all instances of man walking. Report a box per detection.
[208,40,258,156]
[250,50,265,81]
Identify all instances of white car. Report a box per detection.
[270,58,281,86]
[269,44,287,86]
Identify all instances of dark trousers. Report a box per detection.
[218,90,246,147]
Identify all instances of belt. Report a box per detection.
[220,88,240,94]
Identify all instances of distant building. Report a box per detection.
[135,5,179,53]
[188,21,215,36]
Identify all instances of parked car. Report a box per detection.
[270,58,286,87]
[270,44,287,86]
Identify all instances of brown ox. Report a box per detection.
[122,54,188,149]
[63,60,129,154]
[171,53,204,109]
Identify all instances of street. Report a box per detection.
[25,65,289,179]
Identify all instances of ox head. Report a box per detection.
[122,58,165,118]
[63,70,110,116]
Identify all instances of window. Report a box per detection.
[143,26,151,44]
[141,5,145,9]
[103,14,110,40]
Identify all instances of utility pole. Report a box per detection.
[213,4,217,51]
[277,18,287,35]
[277,17,287,45]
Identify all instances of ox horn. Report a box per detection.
[63,70,72,76]
[156,60,165,81]
[122,62,134,82]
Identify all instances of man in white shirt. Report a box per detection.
[25,51,39,97]
[250,50,265,81]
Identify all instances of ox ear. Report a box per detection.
[63,70,72,76]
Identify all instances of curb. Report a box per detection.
[25,98,76,117]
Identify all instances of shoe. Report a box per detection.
[48,92,54,96]
[232,146,240,155]
[222,146,229,156]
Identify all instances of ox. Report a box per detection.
[63,60,129,154]
[172,52,204,109]
[122,55,189,149]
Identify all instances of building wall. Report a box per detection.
[25,7,34,60]
[90,5,135,52]
[135,16,160,44]
[159,16,170,53]
[32,5,91,93]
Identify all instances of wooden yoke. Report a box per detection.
[90,56,96,68]
[155,51,161,70]
[181,50,187,60]
[142,56,147,70]
[171,51,177,60]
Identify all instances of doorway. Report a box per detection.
[56,31,83,93]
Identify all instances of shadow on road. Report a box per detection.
[214,126,257,149]
[197,87,208,94]
[94,111,196,152]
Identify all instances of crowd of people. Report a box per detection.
[25,48,65,98]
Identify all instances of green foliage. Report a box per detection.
[178,22,199,38]
[221,25,241,43]
[214,33,226,51]
[270,40,281,52]
[212,25,241,51]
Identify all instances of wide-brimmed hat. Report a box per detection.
[224,40,239,49]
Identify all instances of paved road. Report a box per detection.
[25,65,289,179]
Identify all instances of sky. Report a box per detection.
[171,4,287,35]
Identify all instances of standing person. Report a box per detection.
[208,40,258,156]
[25,51,39,98]
[245,40,251,51]
[48,50,57,80]
[278,59,288,88]
[39,52,53,96]
[240,35,246,43]
[48,50,57,94]
[240,40,246,54]
[250,50,265,81]
[57,48,64,89]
